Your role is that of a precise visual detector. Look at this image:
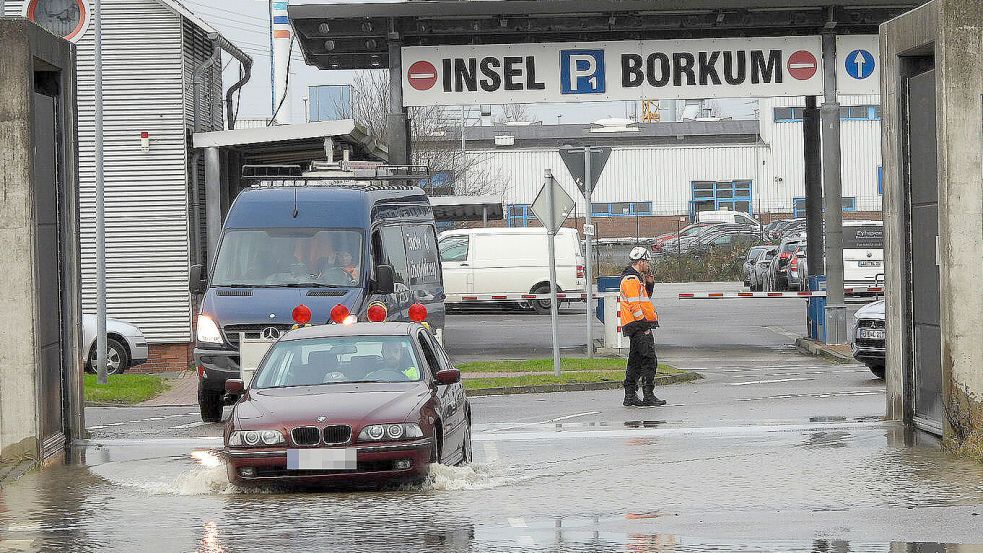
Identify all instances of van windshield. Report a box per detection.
[212,229,364,287]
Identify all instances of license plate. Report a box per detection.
[287,448,357,471]
[858,261,882,267]
[858,329,885,340]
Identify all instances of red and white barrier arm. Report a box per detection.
[678,291,827,299]
[446,292,589,302]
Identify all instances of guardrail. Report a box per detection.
[446,292,588,302]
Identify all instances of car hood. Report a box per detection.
[854,299,885,320]
[200,287,365,328]
[232,383,430,429]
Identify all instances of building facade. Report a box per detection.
[4,0,236,370]
[456,95,883,238]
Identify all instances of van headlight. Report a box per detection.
[197,314,223,345]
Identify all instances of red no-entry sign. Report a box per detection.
[407,61,438,91]
[787,50,818,81]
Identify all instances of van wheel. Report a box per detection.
[198,387,224,423]
[868,364,886,379]
[530,284,553,314]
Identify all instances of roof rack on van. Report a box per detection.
[241,162,432,182]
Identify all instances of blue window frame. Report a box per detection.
[591,202,652,217]
[507,204,536,227]
[877,166,883,195]
[792,197,857,218]
[774,105,881,123]
[690,180,753,220]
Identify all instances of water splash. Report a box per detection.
[424,462,516,491]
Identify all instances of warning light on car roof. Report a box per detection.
[367,303,388,323]
[408,303,428,323]
[292,304,312,325]
[330,304,350,324]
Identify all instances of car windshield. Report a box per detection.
[681,225,706,237]
[781,241,801,253]
[211,229,363,287]
[252,336,424,388]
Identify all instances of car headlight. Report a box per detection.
[228,430,285,448]
[197,314,223,345]
[358,423,423,442]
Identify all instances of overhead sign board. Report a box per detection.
[402,36,824,106]
[835,35,880,96]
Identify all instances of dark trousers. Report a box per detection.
[625,329,658,389]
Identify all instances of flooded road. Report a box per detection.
[4,347,983,552]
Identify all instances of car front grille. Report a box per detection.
[223,324,293,348]
[323,425,352,445]
[291,426,321,446]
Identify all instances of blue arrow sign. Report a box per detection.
[845,49,876,80]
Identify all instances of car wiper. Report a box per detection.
[280,283,345,288]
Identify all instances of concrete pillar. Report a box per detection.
[205,147,222,265]
[821,32,847,344]
[387,38,410,165]
[803,96,824,277]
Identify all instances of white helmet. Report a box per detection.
[628,246,651,262]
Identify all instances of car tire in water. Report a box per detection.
[85,337,130,375]
[530,284,553,314]
[869,364,886,380]
[457,417,473,466]
[198,387,223,423]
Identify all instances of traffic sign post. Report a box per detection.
[530,170,576,376]
[560,145,611,359]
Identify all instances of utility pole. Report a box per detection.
[821,31,847,343]
[545,170,562,376]
[583,150,594,358]
[94,0,108,384]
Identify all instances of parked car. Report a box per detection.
[843,221,884,287]
[769,218,805,241]
[767,235,806,291]
[82,314,149,375]
[851,299,886,379]
[651,223,711,253]
[221,321,471,488]
[749,247,778,291]
[665,223,753,254]
[439,227,586,313]
[742,245,773,286]
[787,242,808,291]
[695,210,762,231]
[762,220,788,241]
[691,227,763,253]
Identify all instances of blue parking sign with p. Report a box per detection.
[560,50,605,95]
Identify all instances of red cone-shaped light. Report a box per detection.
[292,304,313,325]
[367,303,387,323]
[330,304,350,324]
[408,303,428,323]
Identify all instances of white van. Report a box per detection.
[696,210,762,230]
[843,220,884,286]
[438,227,586,312]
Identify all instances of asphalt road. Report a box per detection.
[6,286,963,553]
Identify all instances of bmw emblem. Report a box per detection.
[316,416,327,423]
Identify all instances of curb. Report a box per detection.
[467,370,703,397]
[796,338,853,364]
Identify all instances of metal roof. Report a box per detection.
[428,195,504,222]
[288,0,925,70]
[192,120,388,164]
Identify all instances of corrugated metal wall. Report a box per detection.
[5,0,225,343]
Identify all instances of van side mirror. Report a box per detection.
[373,264,396,295]
[190,264,207,294]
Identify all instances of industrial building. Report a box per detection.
[442,95,883,238]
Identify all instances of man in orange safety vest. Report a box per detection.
[619,247,667,407]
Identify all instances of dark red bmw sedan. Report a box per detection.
[221,322,471,488]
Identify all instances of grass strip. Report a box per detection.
[84,374,170,405]
[463,367,683,392]
[458,357,679,374]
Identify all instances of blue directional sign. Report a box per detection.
[845,49,876,80]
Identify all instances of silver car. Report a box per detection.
[850,300,885,379]
[82,314,149,375]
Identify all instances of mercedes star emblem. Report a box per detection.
[261,327,281,340]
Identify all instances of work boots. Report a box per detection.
[641,386,667,407]
[623,385,645,407]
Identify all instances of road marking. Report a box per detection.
[543,411,600,423]
[730,378,813,386]
[171,421,211,430]
[764,326,802,340]
[737,390,883,402]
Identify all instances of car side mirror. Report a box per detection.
[190,264,207,294]
[435,369,461,385]
[225,379,244,394]
[374,264,396,295]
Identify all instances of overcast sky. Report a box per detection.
[180,0,758,125]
